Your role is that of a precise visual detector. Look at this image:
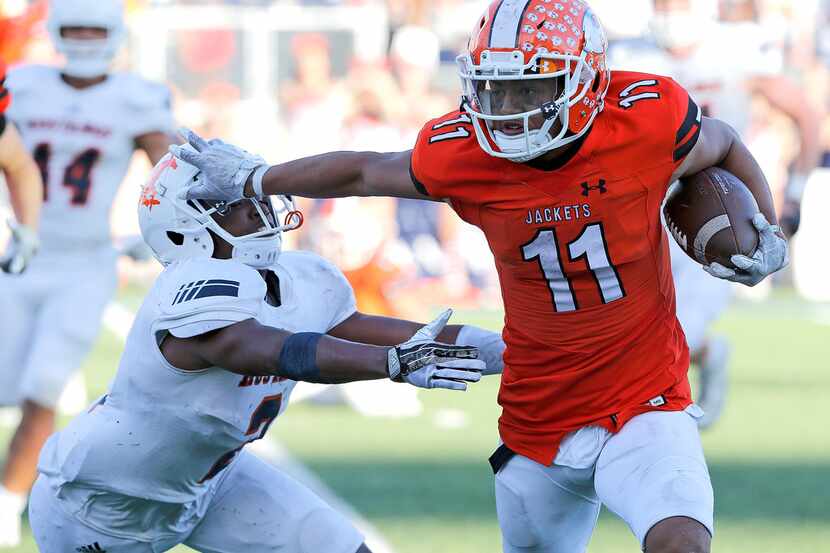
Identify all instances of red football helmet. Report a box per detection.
[457,0,611,162]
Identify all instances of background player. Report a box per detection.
[606,0,821,428]
[28,148,487,553]
[0,60,41,275]
[176,0,789,550]
[0,0,173,545]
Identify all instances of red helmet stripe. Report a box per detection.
[490,0,532,48]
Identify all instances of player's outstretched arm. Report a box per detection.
[0,121,42,274]
[171,128,430,202]
[672,116,788,286]
[0,121,41,230]
[328,312,505,376]
[160,311,483,390]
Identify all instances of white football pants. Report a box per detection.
[29,451,364,553]
[495,407,714,553]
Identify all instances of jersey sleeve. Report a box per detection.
[410,111,484,226]
[663,77,702,171]
[0,63,9,134]
[152,258,265,339]
[410,111,477,199]
[122,75,175,138]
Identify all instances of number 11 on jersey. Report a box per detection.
[521,223,625,312]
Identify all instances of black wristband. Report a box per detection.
[278,332,323,381]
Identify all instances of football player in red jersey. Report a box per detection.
[174,1,788,551]
[0,60,42,275]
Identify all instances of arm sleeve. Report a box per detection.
[152,260,265,339]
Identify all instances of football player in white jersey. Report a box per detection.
[0,61,42,275]
[27,147,491,553]
[0,0,174,544]
[607,0,821,429]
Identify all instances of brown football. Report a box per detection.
[663,167,759,268]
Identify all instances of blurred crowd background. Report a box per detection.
[2,0,829,322]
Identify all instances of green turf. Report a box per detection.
[2,292,828,553]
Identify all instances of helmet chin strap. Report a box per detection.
[63,59,110,79]
[492,110,562,163]
[230,237,282,269]
[60,42,114,78]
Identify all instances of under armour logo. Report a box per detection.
[76,543,107,552]
[541,101,561,120]
[581,180,607,196]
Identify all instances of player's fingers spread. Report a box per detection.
[178,183,206,200]
[432,379,468,391]
[414,309,453,341]
[179,127,209,151]
[436,358,485,372]
[434,368,482,382]
[432,347,478,360]
[173,146,201,167]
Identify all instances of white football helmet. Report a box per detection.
[138,148,302,269]
[47,0,125,78]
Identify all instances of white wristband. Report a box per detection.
[456,325,505,376]
[251,164,269,198]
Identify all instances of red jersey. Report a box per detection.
[0,62,9,115]
[411,72,702,465]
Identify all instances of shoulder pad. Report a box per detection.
[277,251,356,329]
[114,73,172,113]
[153,258,265,338]
[279,250,345,284]
[6,65,55,97]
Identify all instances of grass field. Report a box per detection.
[2,291,829,552]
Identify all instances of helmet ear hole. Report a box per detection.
[166,231,184,246]
[591,73,600,93]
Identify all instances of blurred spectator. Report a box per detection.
[280,32,349,157]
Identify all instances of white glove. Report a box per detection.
[170,128,266,202]
[0,222,38,274]
[388,309,484,391]
[456,325,505,376]
[703,213,789,287]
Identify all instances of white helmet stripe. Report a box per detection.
[490,0,532,48]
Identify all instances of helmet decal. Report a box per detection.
[457,0,611,162]
[583,10,606,54]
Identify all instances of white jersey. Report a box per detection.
[608,23,781,136]
[5,65,173,254]
[37,251,356,538]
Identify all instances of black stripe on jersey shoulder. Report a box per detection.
[673,95,702,162]
[673,124,701,162]
[675,95,701,145]
[409,164,431,197]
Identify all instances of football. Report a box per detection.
[663,167,760,268]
